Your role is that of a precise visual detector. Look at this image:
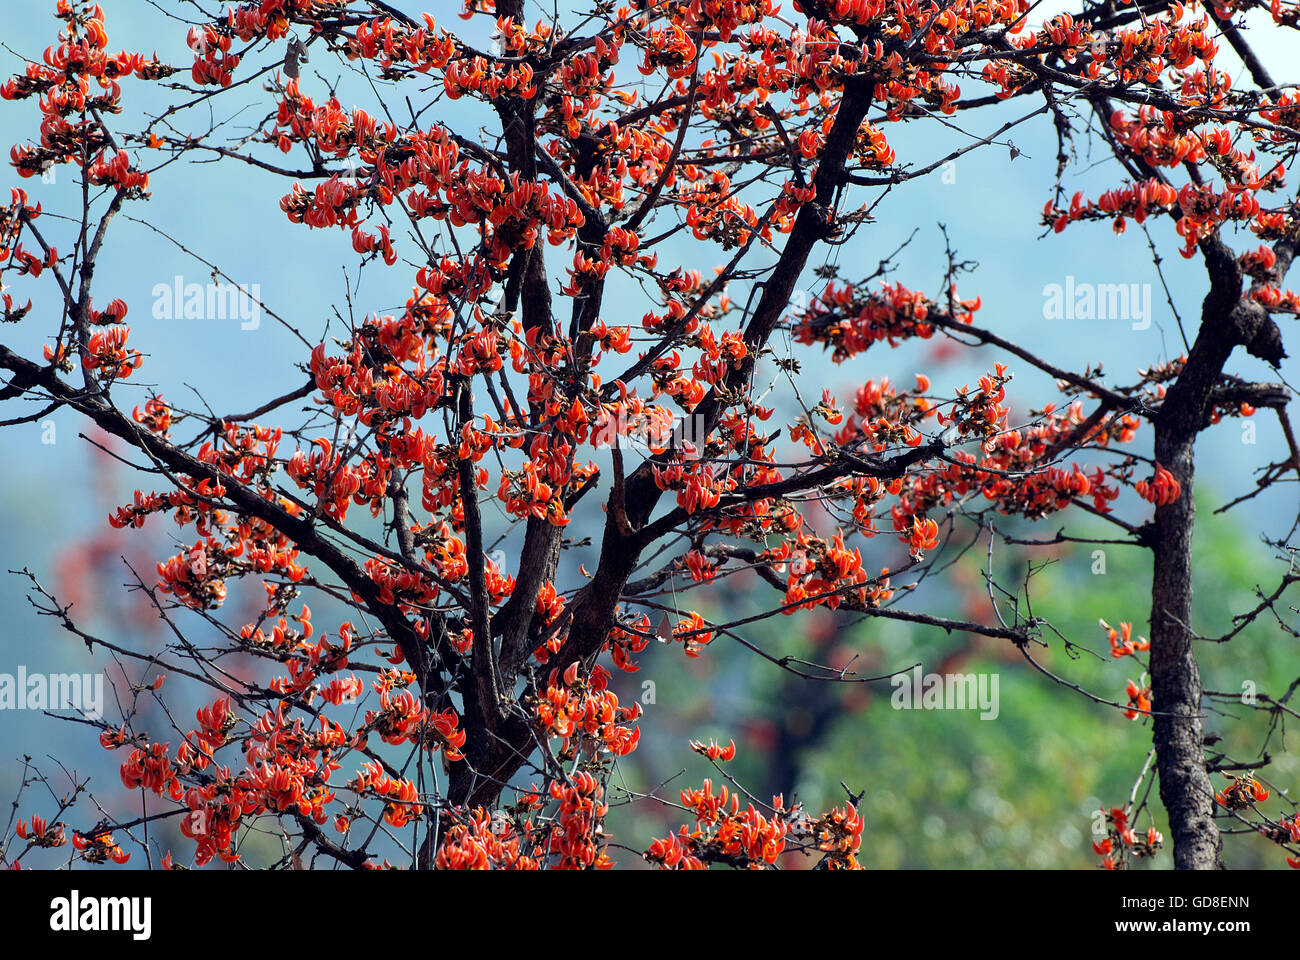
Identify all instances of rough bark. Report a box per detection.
[1149,426,1221,869]
[1147,235,1286,869]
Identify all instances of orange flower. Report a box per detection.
[689,738,736,762]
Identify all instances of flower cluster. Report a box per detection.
[1092,806,1162,870]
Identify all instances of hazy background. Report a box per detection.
[0,0,1296,868]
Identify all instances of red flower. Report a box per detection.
[689,738,736,762]
[1136,465,1181,506]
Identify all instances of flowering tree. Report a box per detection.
[2,0,1299,870]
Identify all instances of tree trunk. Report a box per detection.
[1143,236,1279,870]
[1148,427,1221,869]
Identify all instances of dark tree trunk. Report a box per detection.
[1143,234,1283,869]
[1148,427,1221,869]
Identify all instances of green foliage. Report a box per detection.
[611,491,1297,868]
